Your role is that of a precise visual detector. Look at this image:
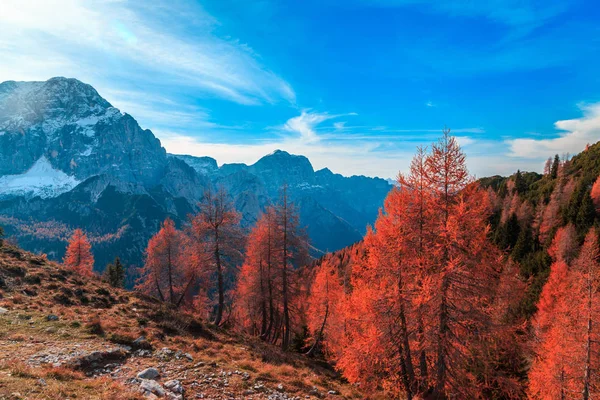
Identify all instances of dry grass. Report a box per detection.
[0,360,143,399]
[0,243,380,399]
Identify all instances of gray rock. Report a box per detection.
[46,314,59,321]
[137,367,160,380]
[0,307,8,314]
[139,379,165,397]
[164,379,184,394]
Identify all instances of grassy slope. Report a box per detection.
[0,244,370,400]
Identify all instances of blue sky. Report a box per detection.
[1,0,599,178]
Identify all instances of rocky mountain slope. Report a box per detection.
[0,77,391,274]
[174,150,391,253]
[0,243,367,399]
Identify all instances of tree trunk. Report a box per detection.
[176,275,195,308]
[418,317,428,391]
[435,275,449,398]
[155,277,165,302]
[214,228,224,326]
[582,281,593,400]
[306,304,328,357]
[282,196,291,351]
[399,300,416,395]
[167,244,174,304]
[259,260,268,337]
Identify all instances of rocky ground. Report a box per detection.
[0,244,369,399]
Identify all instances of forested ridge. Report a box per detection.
[4,133,599,399]
[297,138,600,398]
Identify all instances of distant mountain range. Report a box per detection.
[0,77,392,275]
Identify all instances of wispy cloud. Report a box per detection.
[161,109,492,178]
[0,0,294,106]
[281,110,357,143]
[506,102,600,158]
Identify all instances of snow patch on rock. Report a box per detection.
[0,156,80,199]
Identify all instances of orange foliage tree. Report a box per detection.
[547,224,578,264]
[136,218,193,307]
[276,186,310,350]
[234,208,276,337]
[190,187,244,326]
[63,228,95,276]
[529,228,600,399]
[311,130,518,399]
[573,229,600,399]
[305,258,344,357]
[592,175,600,212]
[538,182,562,244]
[234,188,308,350]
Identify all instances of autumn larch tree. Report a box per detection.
[571,228,600,400]
[592,176,600,212]
[275,185,309,350]
[136,218,192,307]
[422,129,504,398]
[547,224,578,264]
[539,181,562,244]
[234,208,276,337]
[235,192,308,350]
[329,131,511,399]
[305,258,344,357]
[63,228,95,277]
[191,187,244,326]
[528,226,593,399]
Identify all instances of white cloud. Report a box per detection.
[507,103,600,158]
[333,121,347,131]
[281,110,357,144]
[159,129,410,178]
[0,0,294,105]
[159,110,494,179]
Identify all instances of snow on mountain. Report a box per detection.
[0,156,79,199]
[0,78,115,138]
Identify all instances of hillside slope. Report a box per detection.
[0,243,368,399]
[480,140,600,319]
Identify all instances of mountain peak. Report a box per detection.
[253,149,313,171]
[0,77,166,186]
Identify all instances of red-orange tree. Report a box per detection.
[275,186,309,350]
[573,229,600,400]
[592,176,600,212]
[319,131,513,399]
[191,187,244,326]
[305,258,344,357]
[234,189,308,350]
[136,218,192,307]
[63,228,94,277]
[528,228,600,399]
[234,208,276,337]
[422,130,504,398]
